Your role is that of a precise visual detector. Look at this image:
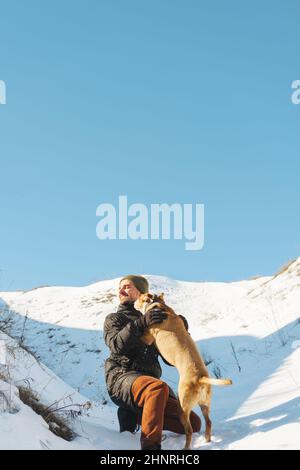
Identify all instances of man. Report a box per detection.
[103,275,201,450]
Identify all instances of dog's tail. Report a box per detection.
[199,377,232,386]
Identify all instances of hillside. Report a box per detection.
[1,259,300,449]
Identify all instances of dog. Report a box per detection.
[134,292,232,449]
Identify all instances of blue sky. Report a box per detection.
[0,0,299,290]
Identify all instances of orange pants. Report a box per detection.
[131,375,201,449]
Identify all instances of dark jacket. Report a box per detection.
[104,302,175,414]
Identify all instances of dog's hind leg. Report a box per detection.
[179,405,193,450]
[178,383,193,449]
[200,404,212,442]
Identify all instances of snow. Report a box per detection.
[1,258,300,449]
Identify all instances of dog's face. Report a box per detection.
[134,292,165,314]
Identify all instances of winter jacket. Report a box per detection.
[103,302,176,413]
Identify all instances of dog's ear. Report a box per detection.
[158,292,164,301]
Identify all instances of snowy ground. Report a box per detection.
[0,258,300,450]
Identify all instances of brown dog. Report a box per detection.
[134,292,232,449]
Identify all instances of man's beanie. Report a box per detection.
[120,275,149,294]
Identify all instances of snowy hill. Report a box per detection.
[1,258,300,450]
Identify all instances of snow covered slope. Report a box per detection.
[1,258,300,449]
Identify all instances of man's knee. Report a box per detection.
[151,379,169,396]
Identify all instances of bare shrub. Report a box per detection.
[18,386,76,441]
[212,364,222,379]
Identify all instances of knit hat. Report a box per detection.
[120,275,149,294]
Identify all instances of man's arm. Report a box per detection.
[103,314,144,355]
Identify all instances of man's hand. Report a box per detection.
[135,308,167,330]
[144,308,167,327]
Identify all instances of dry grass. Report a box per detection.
[18,387,75,441]
[248,274,263,280]
[0,313,14,335]
[273,258,297,278]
